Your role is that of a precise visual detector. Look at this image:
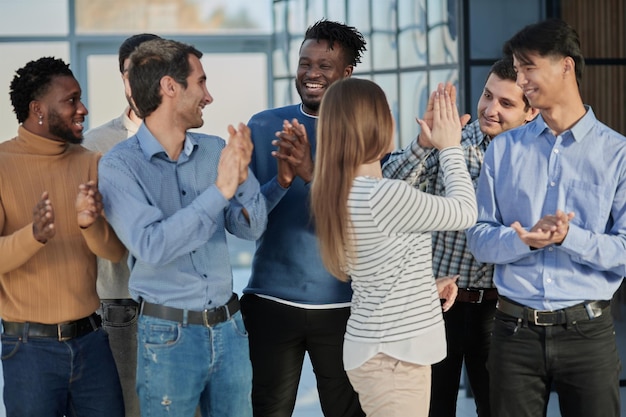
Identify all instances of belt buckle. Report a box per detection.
[468,288,484,303]
[201,310,211,327]
[532,310,551,326]
[57,324,73,341]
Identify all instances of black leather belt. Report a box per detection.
[140,294,239,327]
[2,313,102,341]
[496,296,610,326]
[456,288,498,303]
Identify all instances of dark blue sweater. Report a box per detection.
[243,104,353,304]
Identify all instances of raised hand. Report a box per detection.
[272,119,314,185]
[76,181,104,228]
[418,85,462,150]
[33,191,55,243]
[416,82,470,148]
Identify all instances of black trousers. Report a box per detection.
[429,299,496,417]
[240,294,364,417]
[488,306,620,417]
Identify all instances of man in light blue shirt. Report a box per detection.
[466,19,625,417]
[98,38,266,417]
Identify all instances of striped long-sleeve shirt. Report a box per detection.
[382,120,494,288]
[343,146,476,368]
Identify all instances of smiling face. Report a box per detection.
[295,39,353,116]
[38,75,88,144]
[176,54,213,130]
[476,73,537,138]
[513,52,567,110]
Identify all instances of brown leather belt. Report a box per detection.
[496,296,610,326]
[2,313,102,341]
[140,294,239,327]
[456,288,498,303]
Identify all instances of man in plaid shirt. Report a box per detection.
[383,57,537,417]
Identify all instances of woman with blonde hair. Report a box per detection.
[310,77,477,416]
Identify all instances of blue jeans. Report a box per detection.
[136,310,252,417]
[1,328,124,417]
[488,306,621,417]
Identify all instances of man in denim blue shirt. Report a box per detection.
[99,38,266,417]
[466,19,625,417]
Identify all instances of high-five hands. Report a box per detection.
[416,82,471,148]
[511,209,575,249]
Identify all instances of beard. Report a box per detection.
[294,78,321,114]
[48,109,83,144]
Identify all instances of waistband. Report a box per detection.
[140,294,239,327]
[2,313,102,341]
[100,298,139,307]
[496,296,610,326]
[456,288,498,303]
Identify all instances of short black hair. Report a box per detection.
[503,18,584,86]
[487,56,531,109]
[303,19,367,67]
[128,39,202,118]
[118,33,161,74]
[9,57,74,123]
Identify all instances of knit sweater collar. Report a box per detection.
[16,125,70,156]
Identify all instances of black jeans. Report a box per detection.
[240,294,364,417]
[429,299,496,417]
[488,306,621,417]
[100,299,140,417]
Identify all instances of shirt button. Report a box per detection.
[182,190,187,196]
[554,149,559,154]
[550,182,556,187]
[548,247,554,251]
[547,278,552,283]
[237,192,243,197]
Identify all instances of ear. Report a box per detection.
[344,65,354,78]
[29,100,43,120]
[563,56,575,79]
[159,76,178,98]
[525,106,540,123]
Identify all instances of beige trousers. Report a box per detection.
[346,353,431,417]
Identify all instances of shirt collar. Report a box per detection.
[136,122,197,161]
[530,105,596,142]
[120,107,140,137]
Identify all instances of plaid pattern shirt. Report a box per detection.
[382,120,494,288]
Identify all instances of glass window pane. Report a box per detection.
[399,71,428,149]
[372,33,397,71]
[347,0,371,35]
[86,55,126,130]
[373,74,399,147]
[398,0,427,68]
[306,0,326,25]
[327,1,347,23]
[0,42,70,142]
[0,0,68,36]
[427,0,458,64]
[76,0,272,34]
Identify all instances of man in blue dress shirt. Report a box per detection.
[466,19,625,417]
[98,38,266,417]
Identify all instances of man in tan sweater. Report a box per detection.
[0,57,126,417]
